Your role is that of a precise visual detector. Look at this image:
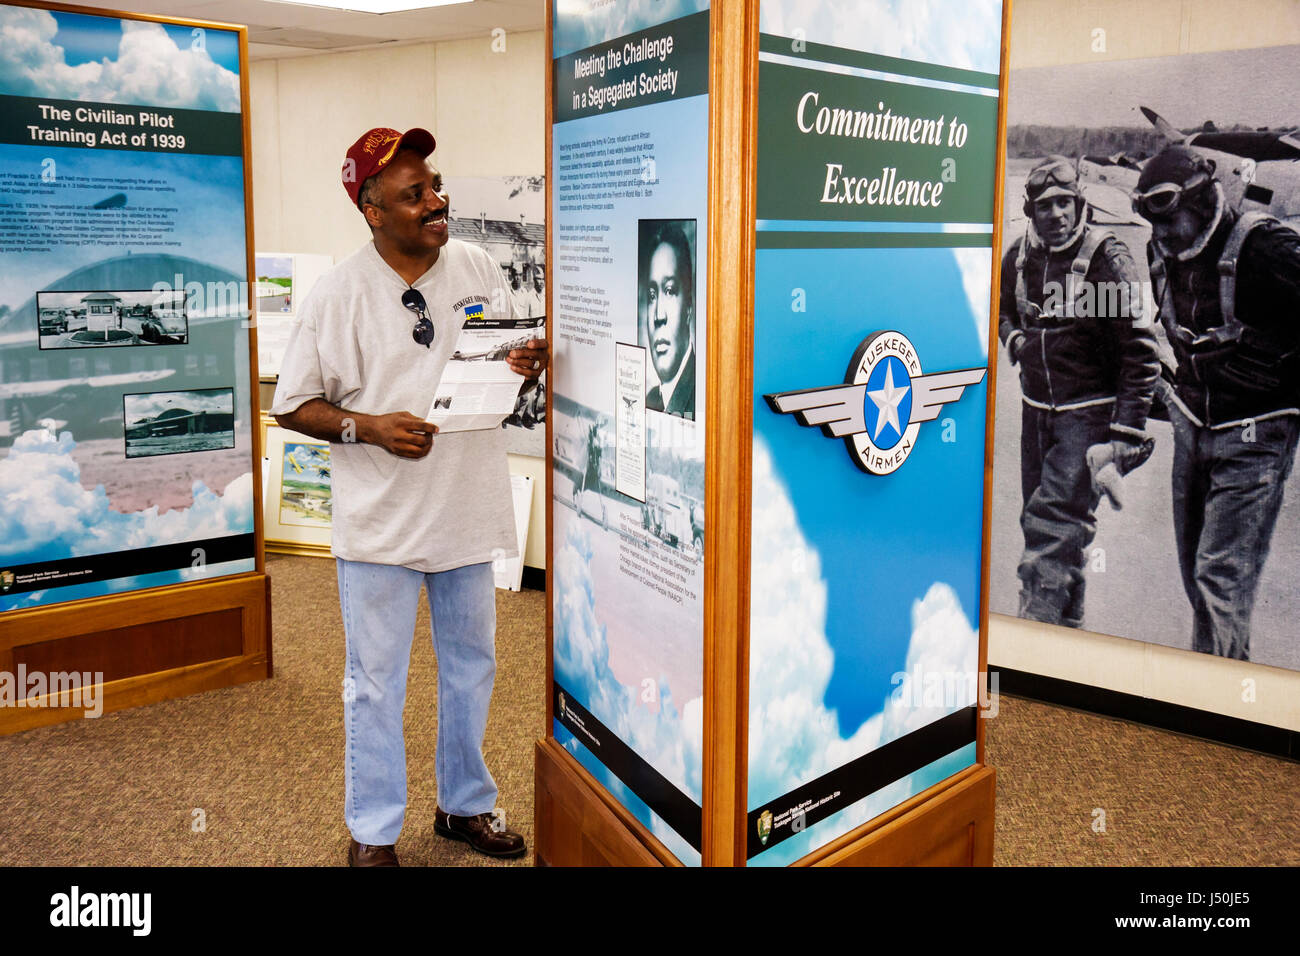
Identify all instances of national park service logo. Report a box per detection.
[765,330,986,475]
[557,691,567,718]
[757,809,773,845]
[0,570,13,593]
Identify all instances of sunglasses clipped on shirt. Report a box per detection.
[403,288,435,348]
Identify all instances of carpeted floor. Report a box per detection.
[0,553,1295,866]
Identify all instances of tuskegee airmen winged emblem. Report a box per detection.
[765,330,986,475]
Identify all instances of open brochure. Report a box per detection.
[425,312,545,432]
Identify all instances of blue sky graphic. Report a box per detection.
[0,429,255,612]
[49,11,241,75]
[553,0,709,59]
[0,6,241,111]
[0,431,255,565]
[753,245,987,733]
[551,512,703,860]
[758,0,1002,75]
[0,144,246,313]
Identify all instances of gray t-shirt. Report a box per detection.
[270,239,517,572]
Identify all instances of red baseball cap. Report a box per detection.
[341,127,436,208]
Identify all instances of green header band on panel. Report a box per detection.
[756,60,998,224]
[758,33,1000,90]
[756,230,993,249]
[552,11,710,124]
[0,95,243,156]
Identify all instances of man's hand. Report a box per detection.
[275,400,438,460]
[367,411,439,459]
[1086,433,1155,511]
[507,338,549,381]
[1109,434,1155,475]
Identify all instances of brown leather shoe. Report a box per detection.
[348,839,399,867]
[434,806,526,859]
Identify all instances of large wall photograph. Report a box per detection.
[989,36,1300,672]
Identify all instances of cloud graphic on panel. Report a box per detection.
[0,430,252,564]
[881,581,979,743]
[758,0,1002,75]
[748,434,878,808]
[748,435,978,808]
[0,9,240,111]
[952,246,993,357]
[553,0,708,58]
[553,519,703,802]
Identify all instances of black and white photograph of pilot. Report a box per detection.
[123,387,235,459]
[443,175,546,450]
[37,289,189,349]
[638,218,697,421]
[990,42,1300,672]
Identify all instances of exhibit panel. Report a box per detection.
[747,0,1006,865]
[542,0,1008,866]
[547,0,711,865]
[0,1,269,732]
[0,1,257,611]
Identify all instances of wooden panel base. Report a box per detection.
[535,736,994,866]
[534,737,682,866]
[0,572,272,735]
[796,765,996,866]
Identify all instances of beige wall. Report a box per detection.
[994,0,1300,730]
[249,31,549,567]
[1009,0,1300,67]
[249,31,545,259]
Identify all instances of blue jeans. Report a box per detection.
[337,558,498,846]
[1170,410,1300,660]
[1017,402,1112,626]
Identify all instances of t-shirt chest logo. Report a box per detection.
[452,294,491,320]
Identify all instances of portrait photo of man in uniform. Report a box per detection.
[639,218,696,420]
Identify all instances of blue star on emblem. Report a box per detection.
[863,356,913,449]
